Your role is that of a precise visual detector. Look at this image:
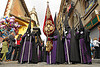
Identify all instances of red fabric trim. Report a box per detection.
[43,6,55,36]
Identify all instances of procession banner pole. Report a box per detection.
[64,28,70,64]
[27,18,32,64]
[37,35,39,60]
[49,51,51,64]
[20,37,26,64]
[79,17,83,64]
[43,1,55,64]
[47,36,51,64]
[28,35,32,63]
[38,44,39,59]
[79,41,83,63]
[62,14,70,64]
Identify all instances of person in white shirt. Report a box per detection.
[93,37,100,59]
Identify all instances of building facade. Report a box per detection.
[4,0,40,36]
[30,7,40,26]
[57,0,100,40]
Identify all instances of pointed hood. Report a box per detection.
[70,23,76,37]
[72,21,75,30]
[79,16,84,29]
[26,18,31,34]
[54,13,57,30]
[64,15,70,31]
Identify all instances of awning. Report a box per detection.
[85,14,100,29]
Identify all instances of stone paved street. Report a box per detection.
[0,61,100,67]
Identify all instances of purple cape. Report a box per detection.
[79,38,91,63]
[18,35,38,63]
[47,36,57,64]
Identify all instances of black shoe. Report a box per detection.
[72,62,75,64]
[33,62,38,64]
[88,62,92,64]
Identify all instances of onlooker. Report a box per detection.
[13,34,22,60]
[0,37,9,61]
[6,32,15,61]
[0,37,3,59]
[90,39,95,59]
[0,31,5,59]
[0,31,3,38]
[3,28,9,37]
[93,37,100,59]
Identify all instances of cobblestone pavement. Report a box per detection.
[0,61,100,67]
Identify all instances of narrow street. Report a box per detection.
[0,60,100,67]
[0,0,100,67]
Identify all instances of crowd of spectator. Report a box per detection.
[0,16,21,62]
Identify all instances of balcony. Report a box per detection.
[85,14,100,29]
[84,0,98,20]
[85,0,97,14]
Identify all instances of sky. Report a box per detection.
[0,0,61,41]
[0,0,8,18]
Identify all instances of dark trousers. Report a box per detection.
[95,47,100,59]
[0,48,3,58]
[6,46,15,60]
[6,46,12,60]
[39,47,43,62]
[43,47,47,62]
[13,45,20,61]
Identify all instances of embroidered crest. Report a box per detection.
[46,40,53,52]
[44,20,55,36]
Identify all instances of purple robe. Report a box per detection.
[37,45,42,62]
[79,29,92,64]
[19,36,35,62]
[38,48,41,61]
[47,36,57,64]
[64,31,71,62]
[19,41,33,62]
[42,46,47,62]
[79,38,91,63]
[70,28,81,63]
